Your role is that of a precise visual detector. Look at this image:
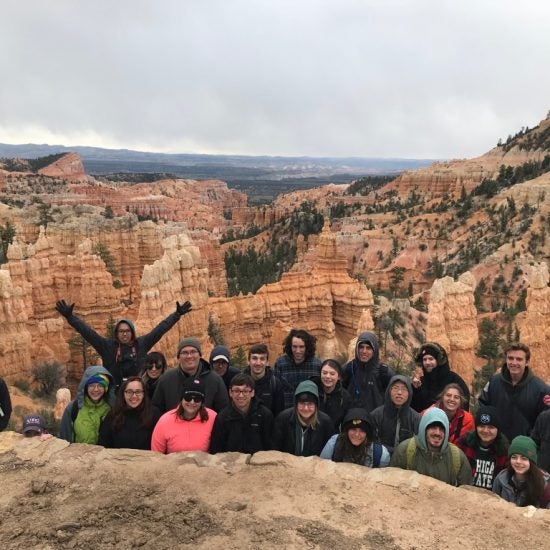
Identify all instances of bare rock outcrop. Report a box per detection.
[426,272,480,384]
[209,222,374,360]
[516,261,550,380]
[0,433,547,550]
[37,152,87,180]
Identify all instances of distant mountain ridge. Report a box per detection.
[0,142,437,182]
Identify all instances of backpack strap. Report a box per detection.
[70,400,79,423]
[372,442,383,468]
[406,437,417,469]
[449,443,461,482]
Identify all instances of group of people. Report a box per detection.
[3,299,550,510]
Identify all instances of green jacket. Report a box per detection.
[390,407,472,486]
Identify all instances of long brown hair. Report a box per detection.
[110,377,154,431]
[507,459,546,507]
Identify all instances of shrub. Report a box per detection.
[13,378,30,393]
[32,361,65,397]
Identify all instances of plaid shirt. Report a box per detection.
[273,354,322,408]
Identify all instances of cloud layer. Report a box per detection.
[1,0,549,158]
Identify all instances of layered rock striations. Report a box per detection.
[426,272,480,384]
[516,262,550,380]
[209,222,374,360]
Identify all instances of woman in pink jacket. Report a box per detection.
[151,378,216,453]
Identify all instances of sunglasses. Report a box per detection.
[147,364,162,370]
[182,392,204,403]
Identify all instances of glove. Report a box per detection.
[176,300,192,316]
[55,299,75,318]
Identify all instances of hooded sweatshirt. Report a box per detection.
[342,332,395,412]
[390,407,472,486]
[63,310,183,390]
[410,342,470,413]
[271,380,335,456]
[59,365,115,444]
[209,345,240,390]
[371,375,420,455]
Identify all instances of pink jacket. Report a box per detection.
[151,407,217,454]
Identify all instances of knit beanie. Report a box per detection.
[294,380,319,405]
[177,337,202,357]
[86,373,110,389]
[508,435,537,462]
[415,342,444,365]
[181,377,206,399]
[475,406,501,431]
[342,408,373,438]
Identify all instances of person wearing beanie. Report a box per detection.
[342,331,395,413]
[321,408,390,467]
[271,380,335,456]
[273,329,322,409]
[56,298,192,391]
[209,345,240,390]
[455,406,509,490]
[478,342,550,441]
[410,342,470,413]
[152,338,228,415]
[151,376,216,454]
[492,435,550,508]
[391,407,472,486]
[371,375,420,455]
[60,366,115,444]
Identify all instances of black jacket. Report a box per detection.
[65,312,182,389]
[371,375,420,455]
[0,377,12,431]
[479,364,550,441]
[152,359,229,414]
[531,409,550,473]
[310,376,352,430]
[411,362,470,413]
[98,407,161,450]
[243,367,285,418]
[209,398,273,454]
[342,332,395,412]
[271,408,335,457]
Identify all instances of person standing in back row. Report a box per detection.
[56,298,192,391]
[274,329,322,409]
[342,332,394,413]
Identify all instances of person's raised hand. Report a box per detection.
[55,299,75,318]
[176,300,192,316]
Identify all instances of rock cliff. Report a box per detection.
[0,432,547,550]
[426,272,480,384]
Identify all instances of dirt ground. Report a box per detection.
[0,432,549,550]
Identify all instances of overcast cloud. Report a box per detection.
[1,0,549,158]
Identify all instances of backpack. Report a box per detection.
[406,437,461,481]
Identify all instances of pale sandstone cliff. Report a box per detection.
[209,221,374,361]
[516,262,550,380]
[426,272,480,384]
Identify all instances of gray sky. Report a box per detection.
[1,0,549,159]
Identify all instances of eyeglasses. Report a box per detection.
[147,364,162,370]
[182,393,204,403]
[87,383,105,391]
[180,350,199,357]
[117,329,132,334]
[124,390,144,397]
[231,389,252,396]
